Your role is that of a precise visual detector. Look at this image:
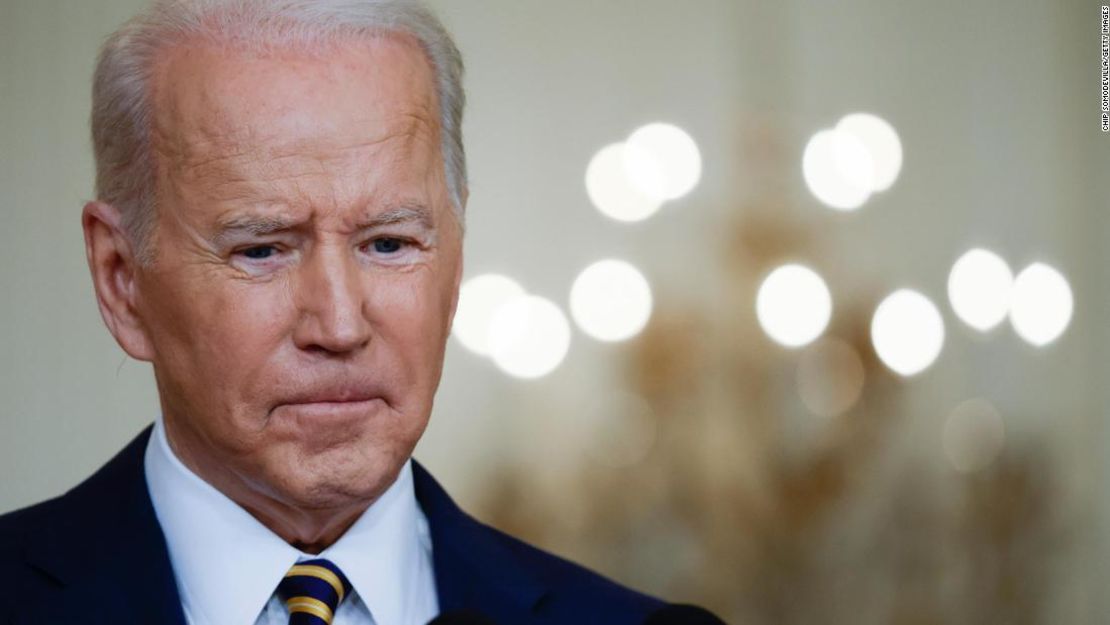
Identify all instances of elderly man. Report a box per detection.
[0,1,724,624]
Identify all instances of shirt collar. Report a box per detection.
[144,414,430,625]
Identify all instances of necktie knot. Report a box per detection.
[277,558,353,625]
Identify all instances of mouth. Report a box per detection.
[272,398,385,425]
[270,386,387,421]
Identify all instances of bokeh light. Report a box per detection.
[488,295,572,379]
[623,123,702,202]
[802,129,873,211]
[947,248,1013,332]
[943,398,1005,473]
[585,143,663,222]
[871,289,945,376]
[583,391,658,468]
[835,113,903,192]
[756,264,833,348]
[452,274,526,356]
[1009,262,1073,347]
[569,259,653,342]
[796,337,866,418]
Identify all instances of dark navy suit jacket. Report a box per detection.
[0,425,665,624]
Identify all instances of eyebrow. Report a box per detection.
[360,204,435,230]
[209,204,436,247]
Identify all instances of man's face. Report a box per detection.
[134,35,463,511]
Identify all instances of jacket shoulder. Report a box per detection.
[486,522,665,620]
[413,460,665,624]
[0,495,70,622]
[0,495,66,567]
[0,427,156,595]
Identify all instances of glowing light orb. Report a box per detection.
[623,123,702,202]
[1009,262,1073,347]
[802,129,873,211]
[452,274,526,356]
[947,248,1013,332]
[488,295,571,379]
[756,264,833,348]
[871,289,945,376]
[835,113,903,192]
[570,259,653,342]
[585,143,663,222]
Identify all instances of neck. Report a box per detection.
[237,498,366,554]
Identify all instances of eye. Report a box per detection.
[369,237,409,254]
[239,245,279,260]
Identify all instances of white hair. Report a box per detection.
[91,0,466,263]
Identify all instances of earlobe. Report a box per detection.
[82,201,155,362]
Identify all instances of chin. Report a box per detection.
[275,450,405,510]
[289,488,369,512]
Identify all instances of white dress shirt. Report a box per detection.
[144,414,439,625]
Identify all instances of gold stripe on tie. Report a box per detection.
[285,564,347,603]
[286,596,334,623]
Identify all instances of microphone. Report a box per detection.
[426,609,500,625]
[643,604,728,625]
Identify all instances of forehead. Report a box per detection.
[148,34,442,200]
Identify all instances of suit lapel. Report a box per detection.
[20,426,186,625]
[412,461,550,625]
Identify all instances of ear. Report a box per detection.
[82,201,155,361]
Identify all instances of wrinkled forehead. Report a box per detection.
[147,33,442,188]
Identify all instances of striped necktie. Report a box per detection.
[277,558,354,625]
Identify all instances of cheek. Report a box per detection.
[146,272,295,405]
[212,283,294,347]
[369,271,456,376]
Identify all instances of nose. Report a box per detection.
[292,243,373,355]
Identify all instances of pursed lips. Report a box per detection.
[271,385,387,415]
